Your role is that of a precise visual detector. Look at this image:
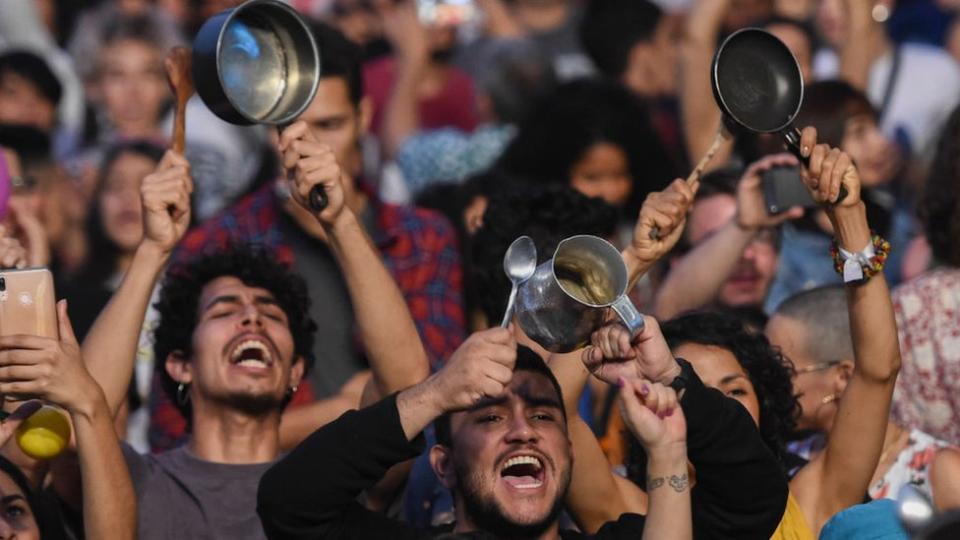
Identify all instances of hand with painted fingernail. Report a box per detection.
[797,126,861,209]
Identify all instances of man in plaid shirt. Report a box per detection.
[148,22,464,451]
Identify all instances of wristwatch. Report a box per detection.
[668,357,693,394]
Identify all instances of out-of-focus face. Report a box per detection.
[622,21,678,98]
[332,0,381,46]
[296,77,368,183]
[569,142,632,207]
[0,72,57,132]
[674,342,761,426]
[437,370,571,537]
[96,39,167,137]
[687,194,778,308]
[767,23,813,83]
[816,0,847,48]
[99,151,155,253]
[841,114,898,187]
[765,314,839,432]
[0,471,40,540]
[173,277,304,417]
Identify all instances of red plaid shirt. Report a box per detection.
[148,184,465,451]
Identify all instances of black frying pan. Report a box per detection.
[712,28,807,164]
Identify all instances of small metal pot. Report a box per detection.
[515,235,645,353]
[192,0,320,126]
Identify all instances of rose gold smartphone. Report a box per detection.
[0,268,58,340]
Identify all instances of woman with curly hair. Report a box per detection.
[556,129,902,538]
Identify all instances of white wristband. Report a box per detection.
[837,241,877,283]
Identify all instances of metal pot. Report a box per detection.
[192,0,321,126]
[515,235,645,353]
[192,0,326,209]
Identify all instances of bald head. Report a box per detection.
[773,285,854,362]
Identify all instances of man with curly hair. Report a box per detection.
[78,118,430,539]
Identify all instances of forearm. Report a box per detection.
[838,0,878,90]
[566,414,631,533]
[325,211,430,397]
[832,203,900,383]
[396,378,444,441]
[654,221,753,318]
[643,449,691,540]
[680,0,734,166]
[81,244,167,417]
[382,56,428,159]
[71,391,137,540]
[278,394,362,451]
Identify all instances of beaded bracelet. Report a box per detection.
[830,232,891,283]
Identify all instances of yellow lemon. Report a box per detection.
[15,406,71,460]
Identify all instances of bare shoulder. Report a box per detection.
[931,447,960,511]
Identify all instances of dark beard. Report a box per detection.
[454,457,570,539]
[217,390,284,416]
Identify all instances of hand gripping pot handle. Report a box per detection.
[611,296,645,337]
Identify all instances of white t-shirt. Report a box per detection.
[813,43,960,158]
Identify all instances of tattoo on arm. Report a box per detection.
[647,473,689,493]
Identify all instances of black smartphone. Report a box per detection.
[762,165,816,214]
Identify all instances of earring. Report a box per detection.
[176,382,191,406]
[286,385,299,399]
[821,393,839,405]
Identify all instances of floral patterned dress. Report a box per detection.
[891,268,960,445]
[869,429,953,501]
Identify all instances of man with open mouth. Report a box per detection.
[75,113,430,540]
[258,328,693,539]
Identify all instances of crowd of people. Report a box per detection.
[1,0,960,538]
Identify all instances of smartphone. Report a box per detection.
[417,0,476,26]
[0,268,58,340]
[762,166,816,214]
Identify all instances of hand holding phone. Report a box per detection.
[762,165,817,214]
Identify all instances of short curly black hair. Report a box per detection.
[660,311,799,467]
[921,103,960,267]
[470,182,618,326]
[153,244,317,423]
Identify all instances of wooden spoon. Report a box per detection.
[164,46,194,154]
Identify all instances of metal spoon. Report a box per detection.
[501,236,537,328]
[897,484,935,535]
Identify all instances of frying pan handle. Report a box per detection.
[277,124,329,213]
[783,127,809,167]
[784,127,848,203]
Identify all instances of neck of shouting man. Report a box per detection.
[187,397,284,464]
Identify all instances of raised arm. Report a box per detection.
[280,121,430,400]
[618,378,690,540]
[0,301,136,540]
[258,328,516,538]
[378,1,430,160]
[679,0,733,170]
[789,127,901,534]
[80,152,193,417]
[653,154,803,319]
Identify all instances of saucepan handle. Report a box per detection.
[277,124,329,212]
[611,296,645,338]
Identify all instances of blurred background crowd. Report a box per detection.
[2,0,960,536]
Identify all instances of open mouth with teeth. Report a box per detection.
[500,455,545,490]
[230,339,274,369]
